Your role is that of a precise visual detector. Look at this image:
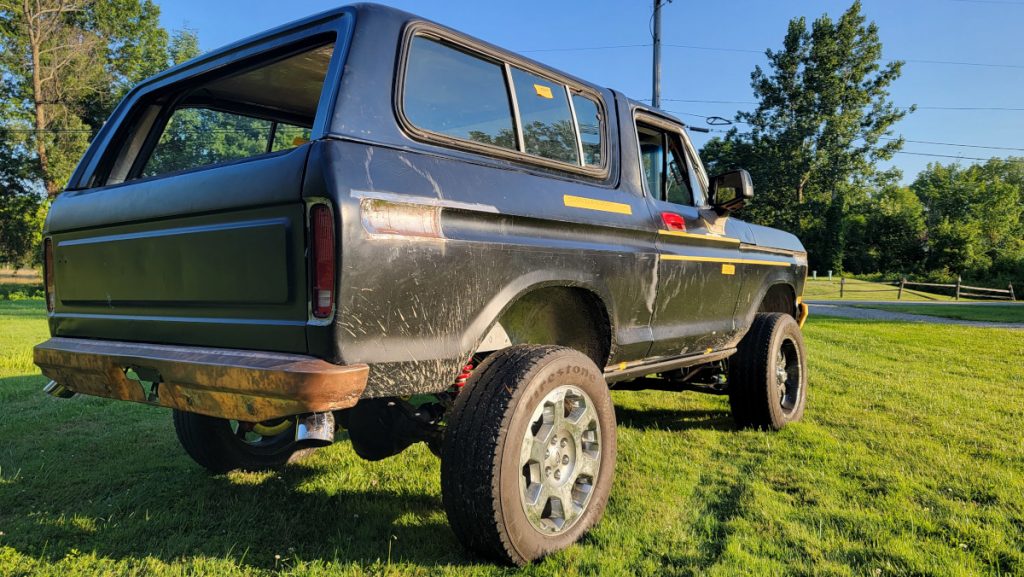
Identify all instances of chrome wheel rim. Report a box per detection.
[776,337,802,413]
[519,385,602,534]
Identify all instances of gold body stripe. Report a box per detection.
[661,254,791,267]
[658,229,741,244]
[563,194,633,215]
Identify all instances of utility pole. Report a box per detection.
[652,0,663,108]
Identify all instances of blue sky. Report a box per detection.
[157,0,1023,182]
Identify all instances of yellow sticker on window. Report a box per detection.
[534,84,553,99]
[721,263,736,275]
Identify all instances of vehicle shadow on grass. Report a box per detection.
[614,405,735,432]
[0,389,478,570]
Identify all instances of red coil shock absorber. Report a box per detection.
[453,362,474,389]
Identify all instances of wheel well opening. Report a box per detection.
[758,284,797,318]
[494,286,612,368]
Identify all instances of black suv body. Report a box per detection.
[34,3,809,564]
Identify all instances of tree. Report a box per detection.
[867,185,927,274]
[911,159,1023,279]
[0,0,174,195]
[701,1,911,272]
[0,2,196,268]
[0,131,45,267]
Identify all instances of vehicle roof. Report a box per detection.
[133,3,690,128]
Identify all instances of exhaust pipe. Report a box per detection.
[294,411,335,447]
[43,380,76,399]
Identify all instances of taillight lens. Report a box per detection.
[310,204,335,319]
[44,238,55,312]
[660,212,686,231]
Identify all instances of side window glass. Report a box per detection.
[665,138,694,206]
[404,36,516,150]
[272,125,312,152]
[637,125,664,197]
[144,109,271,178]
[572,94,603,166]
[509,67,579,164]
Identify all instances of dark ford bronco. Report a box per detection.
[34,3,809,564]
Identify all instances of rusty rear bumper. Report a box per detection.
[33,337,368,422]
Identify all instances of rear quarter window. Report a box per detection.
[403,36,516,150]
[509,67,578,164]
[572,94,603,167]
[400,31,608,174]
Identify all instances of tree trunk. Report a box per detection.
[29,35,56,196]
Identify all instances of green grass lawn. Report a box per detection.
[852,303,1024,324]
[804,278,964,301]
[1,300,1022,576]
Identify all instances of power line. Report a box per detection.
[948,0,1024,5]
[917,105,1024,111]
[894,151,1022,162]
[520,43,650,53]
[905,58,1024,70]
[519,42,1024,69]
[882,137,1024,152]
[664,43,761,54]
[659,111,1023,160]
[659,98,1024,111]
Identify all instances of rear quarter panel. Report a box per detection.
[309,139,658,397]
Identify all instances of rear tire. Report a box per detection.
[728,313,808,430]
[172,410,316,474]
[440,345,616,565]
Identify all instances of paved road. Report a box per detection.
[806,301,1024,329]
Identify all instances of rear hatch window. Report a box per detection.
[101,42,334,186]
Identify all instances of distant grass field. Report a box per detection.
[0,268,41,285]
[803,277,965,301]
[854,303,1024,323]
[1,300,1022,576]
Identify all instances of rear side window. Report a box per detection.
[402,33,606,173]
[509,67,578,164]
[572,94,602,167]
[101,41,333,185]
[403,37,516,150]
[143,110,312,177]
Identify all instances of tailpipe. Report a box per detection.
[294,411,335,447]
[43,380,76,399]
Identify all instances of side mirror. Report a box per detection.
[710,169,754,215]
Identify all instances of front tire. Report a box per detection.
[729,312,808,430]
[172,410,316,474]
[440,345,616,565]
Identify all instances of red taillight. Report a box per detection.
[310,204,335,319]
[660,212,686,231]
[44,238,55,312]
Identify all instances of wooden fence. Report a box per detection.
[838,276,1016,301]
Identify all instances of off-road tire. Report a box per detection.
[440,345,616,565]
[728,312,808,430]
[172,410,316,474]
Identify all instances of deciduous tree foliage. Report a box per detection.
[0,0,192,195]
[0,0,196,266]
[701,1,910,273]
[911,159,1024,281]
